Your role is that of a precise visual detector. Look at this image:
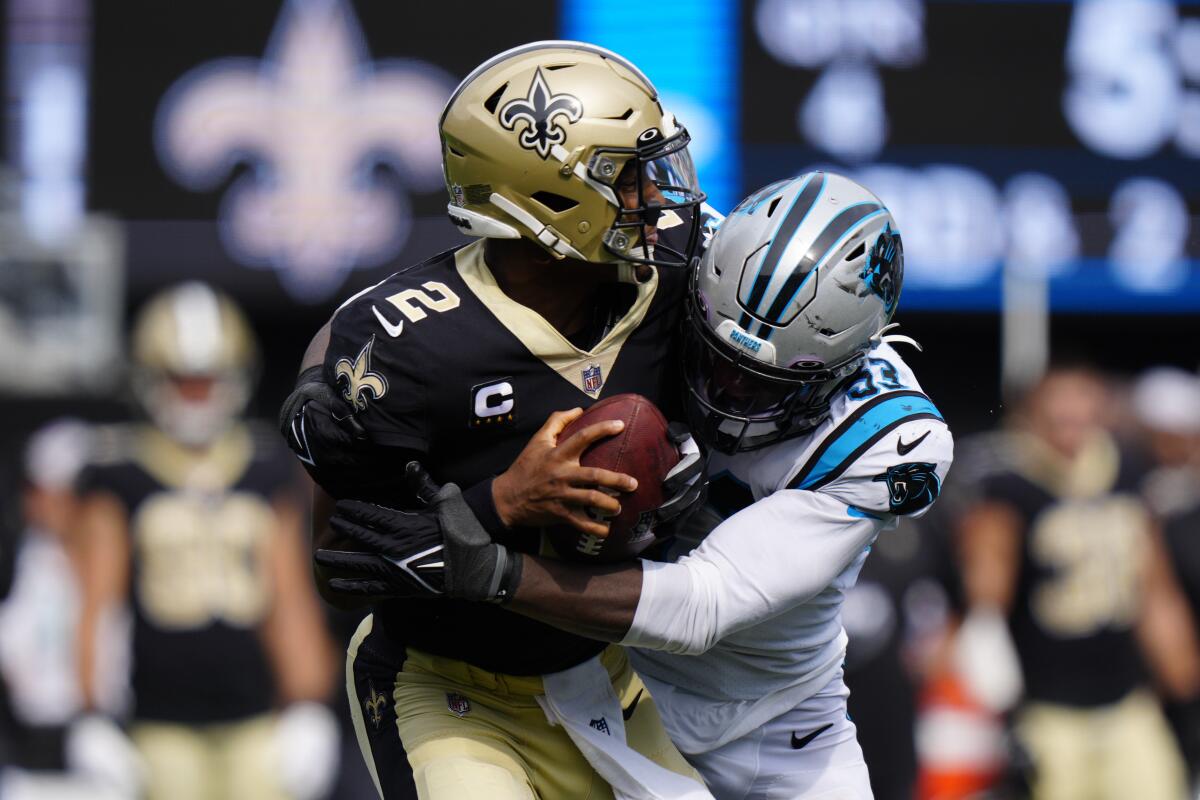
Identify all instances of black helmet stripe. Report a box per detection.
[759,202,882,326]
[740,172,825,321]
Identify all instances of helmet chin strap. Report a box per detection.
[871,322,923,352]
[487,193,586,260]
[450,193,649,281]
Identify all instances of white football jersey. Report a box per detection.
[621,343,953,753]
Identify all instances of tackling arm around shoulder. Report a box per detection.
[508,488,884,654]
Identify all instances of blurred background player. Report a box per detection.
[0,418,141,799]
[0,420,90,771]
[956,364,1200,800]
[1131,366,1200,521]
[1130,367,1200,784]
[74,282,340,800]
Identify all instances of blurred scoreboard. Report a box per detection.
[570,0,1200,311]
[738,0,1200,311]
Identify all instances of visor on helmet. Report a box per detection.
[590,125,705,268]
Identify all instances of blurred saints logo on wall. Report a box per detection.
[154,0,456,301]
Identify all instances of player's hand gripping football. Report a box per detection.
[491,408,639,537]
[314,462,523,603]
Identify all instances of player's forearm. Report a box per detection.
[75,494,130,710]
[959,502,1021,612]
[265,500,338,702]
[1137,526,1200,700]
[508,554,643,642]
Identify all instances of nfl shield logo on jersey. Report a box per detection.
[582,364,603,394]
[446,693,471,717]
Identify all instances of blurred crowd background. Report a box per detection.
[0,1,1198,798]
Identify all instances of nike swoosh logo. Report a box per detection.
[622,690,643,721]
[897,430,930,456]
[790,722,833,750]
[372,305,404,337]
[290,412,315,466]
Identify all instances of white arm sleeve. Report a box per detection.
[622,417,954,656]
[620,489,885,655]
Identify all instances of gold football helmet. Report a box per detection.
[131,282,258,446]
[440,41,706,268]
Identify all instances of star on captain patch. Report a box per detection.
[334,335,388,412]
[582,363,603,395]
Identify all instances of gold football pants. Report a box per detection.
[347,613,700,800]
[1016,689,1187,800]
[131,714,288,800]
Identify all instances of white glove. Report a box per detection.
[273,702,340,800]
[64,714,146,799]
[953,607,1025,713]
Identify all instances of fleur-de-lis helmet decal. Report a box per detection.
[499,68,584,159]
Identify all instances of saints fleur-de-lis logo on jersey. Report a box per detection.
[499,68,584,159]
[155,0,454,301]
[363,682,388,730]
[335,336,388,412]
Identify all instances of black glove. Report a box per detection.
[279,366,417,499]
[653,423,708,533]
[315,463,523,603]
[279,366,366,469]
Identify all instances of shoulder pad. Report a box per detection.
[324,262,463,450]
[785,390,953,517]
[824,416,954,517]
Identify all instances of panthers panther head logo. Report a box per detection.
[873,461,940,515]
[863,223,903,316]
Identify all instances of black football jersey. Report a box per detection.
[981,435,1149,707]
[322,240,688,674]
[79,423,297,723]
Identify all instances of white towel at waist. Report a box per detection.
[537,655,713,800]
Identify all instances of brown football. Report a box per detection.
[546,393,679,562]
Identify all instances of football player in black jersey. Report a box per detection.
[958,366,1197,800]
[281,42,712,799]
[75,284,340,800]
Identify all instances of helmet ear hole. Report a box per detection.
[600,108,634,121]
[531,191,579,213]
[483,83,508,115]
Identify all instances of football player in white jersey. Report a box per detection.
[318,172,954,799]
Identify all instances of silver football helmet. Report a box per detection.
[684,171,905,452]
